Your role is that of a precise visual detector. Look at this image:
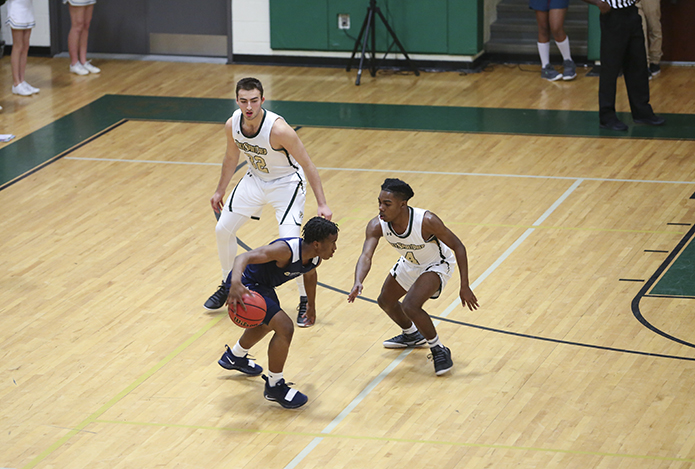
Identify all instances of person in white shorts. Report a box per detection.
[6,0,39,96]
[207,77,332,328]
[63,0,100,75]
[348,178,479,376]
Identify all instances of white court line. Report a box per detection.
[284,179,585,469]
[64,157,220,166]
[64,157,695,185]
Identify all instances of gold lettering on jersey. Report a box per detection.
[389,242,425,250]
[246,153,269,173]
[235,139,268,155]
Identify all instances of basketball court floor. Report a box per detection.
[1,58,695,468]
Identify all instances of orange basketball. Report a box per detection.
[229,290,267,328]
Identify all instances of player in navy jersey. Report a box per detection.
[348,179,478,376]
[217,216,338,409]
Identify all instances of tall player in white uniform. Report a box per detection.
[206,78,333,327]
[348,178,478,375]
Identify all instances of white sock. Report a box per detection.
[296,277,307,297]
[537,42,550,68]
[268,371,283,387]
[403,324,418,335]
[555,37,572,61]
[231,341,250,358]
[427,334,444,349]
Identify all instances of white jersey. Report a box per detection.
[379,207,455,267]
[231,109,304,182]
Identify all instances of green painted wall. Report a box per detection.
[270,0,483,55]
[269,0,329,50]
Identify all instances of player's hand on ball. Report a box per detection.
[227,284,251,312]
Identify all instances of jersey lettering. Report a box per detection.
[235,139,268,155]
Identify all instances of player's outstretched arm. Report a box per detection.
[348,218,382,303]
[211,118,242,213]
[422,212,479,311]
[270,119,332,220]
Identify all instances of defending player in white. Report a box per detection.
[206,77,332,328]
[348,178,479,375]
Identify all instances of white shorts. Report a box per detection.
[6,0,35,29]
[224,171,306,226]
[389,257,455,299]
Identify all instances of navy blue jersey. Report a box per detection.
[225,238,319,289]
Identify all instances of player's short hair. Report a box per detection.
[236,77,264,98]
[303,217,339,244]
[381,178,414,201]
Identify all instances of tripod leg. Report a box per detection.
[347,9,371,72]
[375,9,420,76]
[369,11,377,77]
[355,9,374,85]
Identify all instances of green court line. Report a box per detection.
[91,418,695,463]
[3,94,695,188]
[21,314,226,469]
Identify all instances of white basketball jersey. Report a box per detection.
[379,207,455,266]
[231,109,304,182]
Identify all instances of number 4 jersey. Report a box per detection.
[231,108,304,182]
[379,207,455,268]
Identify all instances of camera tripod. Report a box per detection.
[346,0,420,86]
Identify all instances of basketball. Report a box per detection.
[229,290,267,328]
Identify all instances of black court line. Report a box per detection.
[632,223,695,349]
[0,119,129,192]
[644,250,669,253]
[243,231,695,363]
[667,222,692,226]
[619,279,645,282]
[308,281,695,362]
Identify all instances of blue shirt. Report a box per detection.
[225,238,320,289]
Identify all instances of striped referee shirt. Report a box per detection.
[602,0,636,8]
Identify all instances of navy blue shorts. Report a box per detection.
[244,283,282,326]
[529,0,569,11]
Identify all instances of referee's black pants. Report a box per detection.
[598,5,654,124]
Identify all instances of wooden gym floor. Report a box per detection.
[1,57,695,468]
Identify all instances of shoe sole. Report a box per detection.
[599,124,628,131]
[296,322,313,328]
[217,359,262,375]
[264,394,307,409]
[633,120,665,126]
[435,364,453,376]
[383,340,428,349]
[203,304,225,311]
[562,74,576,81]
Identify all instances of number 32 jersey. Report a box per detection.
[379,207,455,267]
[231,108,304,182]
